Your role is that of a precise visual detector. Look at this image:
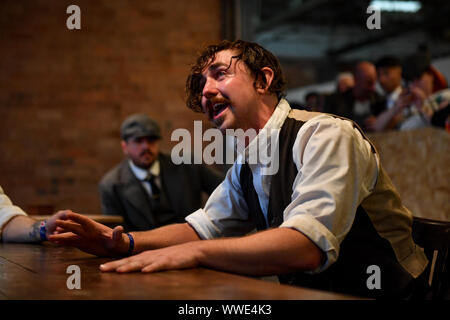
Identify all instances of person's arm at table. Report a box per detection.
[2,215,44,242]
[0,185,63,242]
[99,227,323,276]
[48,211,200,256]
[49,211,322,275]
[2,212,64,243]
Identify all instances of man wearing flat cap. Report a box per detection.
[99,113,224,231]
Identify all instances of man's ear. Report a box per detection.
[256,67,275,94]
[120,140,128,155]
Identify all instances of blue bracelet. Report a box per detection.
[39,221,47,241]
[126,233,134,256]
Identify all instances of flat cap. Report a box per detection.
[120,113,161,141]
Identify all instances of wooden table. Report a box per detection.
[0,243,358,300]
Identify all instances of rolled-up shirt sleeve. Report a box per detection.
[280,116,378,273]
[0,186,27,239]
[186,162,257,239]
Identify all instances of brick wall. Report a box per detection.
[0,0,222,214]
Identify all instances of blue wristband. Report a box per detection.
[39,221,47,241]
[126,233,134,256]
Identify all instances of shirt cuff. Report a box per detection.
[185,208,222,240]
[280,214,340,273]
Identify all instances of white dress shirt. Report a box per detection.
[386,86,402,110]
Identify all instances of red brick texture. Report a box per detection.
[0,0,222,214]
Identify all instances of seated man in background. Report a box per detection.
[51,40,429,299]
[323,61,386,132]
[99,113,224,231]
[0,185,62,242]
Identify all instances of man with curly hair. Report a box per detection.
[50,40,429,299]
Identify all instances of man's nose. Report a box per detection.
[139,139,151,148]
[202,77,218,99]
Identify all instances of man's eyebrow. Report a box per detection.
[203,55,239,76]
[207,62,229,71]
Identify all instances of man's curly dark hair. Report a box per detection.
[185,40,287,112]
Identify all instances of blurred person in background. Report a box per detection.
[376,55,403,109]
[368,52,449,132]
[336,72,354,93]
[304,91,324,112]
[365,56,404,131]
[323,62,386,131]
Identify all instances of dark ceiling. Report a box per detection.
[225,0,450,59]
[223,0,450,85]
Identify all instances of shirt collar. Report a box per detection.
[261,98,291,131]
[388,86,402,100]
[239,98,291,163]
[128,158,160,180]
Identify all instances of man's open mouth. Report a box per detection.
[212,103,229,119]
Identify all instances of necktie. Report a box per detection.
[144,174,160,200]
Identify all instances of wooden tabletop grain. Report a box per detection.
[0,243,358,300]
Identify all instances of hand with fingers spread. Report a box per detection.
[99,241,202,273]
[48,210,130,257]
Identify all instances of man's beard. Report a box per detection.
[133,150,156,169]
